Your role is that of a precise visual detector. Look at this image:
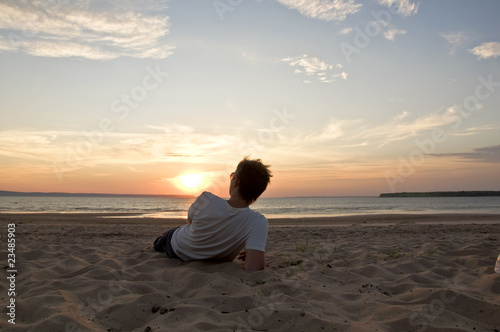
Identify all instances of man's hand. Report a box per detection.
[238,249,265,271]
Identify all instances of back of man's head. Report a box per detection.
[235,157,272,204]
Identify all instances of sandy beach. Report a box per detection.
[0,213,499,332]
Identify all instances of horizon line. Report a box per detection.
[2,190,498,199]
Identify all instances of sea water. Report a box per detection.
[1,195,499,218]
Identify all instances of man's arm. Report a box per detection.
[242,249,265,271]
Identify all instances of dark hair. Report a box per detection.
[235,157,272,204]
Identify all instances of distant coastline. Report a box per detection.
[380,191,500,197]
[0,190,194,198]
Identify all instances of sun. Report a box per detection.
[171,171,216,194]
[179,173,203,189]
[174,173,206,193]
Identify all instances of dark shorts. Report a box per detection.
[154,227,180,259]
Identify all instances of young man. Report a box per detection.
[154,157,272,271]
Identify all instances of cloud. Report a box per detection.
[0,34,17,51]
[275,0,362,21]
[302,119,359,144]
[360,111,453,146]
[0,0,174,60]
[252,110,460,171]
[429,145,500,163]
[378,0,419,16]
[285,109,460,156]
[383,28,406,41]
[2,110,495,186]
[440,32,467,55]
[0,126,241,180]
[343,110,457,148]
[281,54,348,83]
[338,27,353,35]
[469,42,500,60]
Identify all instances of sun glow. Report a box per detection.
[174,173,206,193]
[180,174,203,189]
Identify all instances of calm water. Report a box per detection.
[1,195,500,218]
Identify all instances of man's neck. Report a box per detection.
[226,197,249,208]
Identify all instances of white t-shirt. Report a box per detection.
[170,192,268,261]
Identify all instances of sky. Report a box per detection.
[0,0,499,198]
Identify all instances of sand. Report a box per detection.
[0,213,499,332]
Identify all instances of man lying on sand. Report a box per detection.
[154,157,272,271]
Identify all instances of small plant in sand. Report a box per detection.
[366,246,411,262]
[295,238,310,252]
[427,248,438,256]
[295,238,322,252]
[386,247,411,260]
[279,254,303,268]
[315,252,326,265]
[284,257,303,267]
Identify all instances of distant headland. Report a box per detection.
[0,190,194,198]
[380,191,500,197]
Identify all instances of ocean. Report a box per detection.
[1,195,500,219]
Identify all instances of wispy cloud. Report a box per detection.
[338,27,353,35]
[283,109,459,157]
[383,28,407,41]
[356,111,454,147]
[0,107,494,184]
[0,34,16,51]
[281,54,347,83]
[469,42,500,60]
[0,126,240,168]
[430,144,500,163]
[378,0,419,16]
[440,32,467,55]
[0,0,174,60]
[275,0,362,21]
[0,110,459,164]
